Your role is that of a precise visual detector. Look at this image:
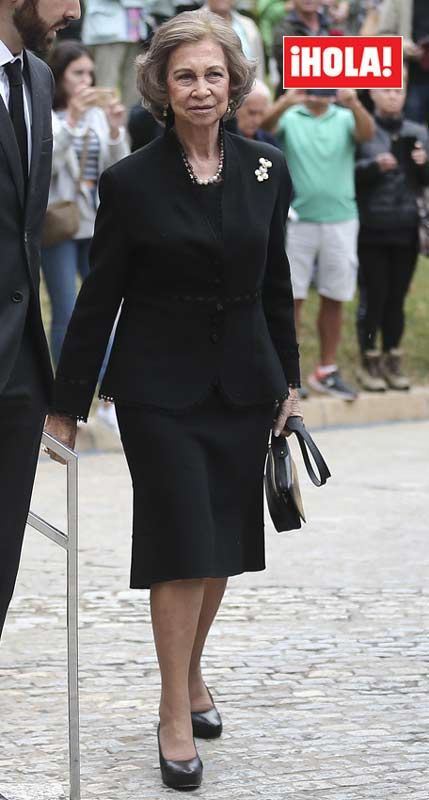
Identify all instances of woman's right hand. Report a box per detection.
[273,389,303,438]
[67,85,99,128]
[44,414,78,465]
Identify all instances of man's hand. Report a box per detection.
[337,89,375,143]
[44,414,78,465]
[376,152,398,172]
[273,389,303,438]
[329,1,350,24]
[337,88,359,109]
[285,88,308,107]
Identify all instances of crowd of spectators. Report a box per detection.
[47,0,429,412]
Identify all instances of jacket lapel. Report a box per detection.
[222,132,244,264]
[0,93,25,206]
[24,50,44,220]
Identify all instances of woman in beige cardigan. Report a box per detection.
[360,2,381,36]
[377,0,413,49]
[377,0,429,124]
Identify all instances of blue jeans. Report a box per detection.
[405,82,429,126]
[42,238,112,381]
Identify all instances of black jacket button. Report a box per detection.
[210,332,219,343]
[214,278,221,286]
[11,291,24,303]
[216,303,224,312]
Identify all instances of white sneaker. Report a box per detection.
[96,402,120,435]
[307,368,358,401]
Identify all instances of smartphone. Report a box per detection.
[88,88,117,108]
[305,89,337,98]
[391,135,417,164]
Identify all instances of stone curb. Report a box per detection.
[0,785,66,800]
[303,385,429,429]
[75,386,429,453]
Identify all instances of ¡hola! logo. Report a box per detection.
[283,37,403,90]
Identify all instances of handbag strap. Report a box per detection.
[284,416,331,487]
[75,128,91,191]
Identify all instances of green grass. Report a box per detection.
[41,255,429,387]
[299,255,429,386]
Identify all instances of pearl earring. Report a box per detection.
[226,103,232,115]
[163,105,168,118]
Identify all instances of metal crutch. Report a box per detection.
[27,432,80,800]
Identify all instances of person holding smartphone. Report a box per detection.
[262,86,375,401]
[355,83,429,391]
[42,40,129,431]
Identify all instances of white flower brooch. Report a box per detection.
[255,157,272,182]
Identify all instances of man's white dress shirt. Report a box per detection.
[0,39,33,171]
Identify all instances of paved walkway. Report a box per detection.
[1,421,428,799]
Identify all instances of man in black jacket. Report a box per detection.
[355,83,429,391]
[0,0,81,639]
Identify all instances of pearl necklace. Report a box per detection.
[180,133,224,186]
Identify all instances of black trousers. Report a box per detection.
[0,323,47,638]
[356,239,419,353]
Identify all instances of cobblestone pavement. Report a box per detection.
[1,422,428,800]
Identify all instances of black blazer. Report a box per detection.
[0,49,54,397]
[54,129,300,420]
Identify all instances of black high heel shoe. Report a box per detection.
[191,686,223,739]
[157,723,203,791]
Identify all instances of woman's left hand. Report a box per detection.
[105,100,126,140]
[411,141,428,166]
[273,388,303,437]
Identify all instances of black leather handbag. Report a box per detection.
[264,415,331,533]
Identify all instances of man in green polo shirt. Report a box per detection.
[263,88,375,400]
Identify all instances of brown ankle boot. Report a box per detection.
[381,349,410,390]
[356,350,387,391]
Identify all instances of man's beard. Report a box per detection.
[13,0,68,56]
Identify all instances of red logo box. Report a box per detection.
[283,37,403,90]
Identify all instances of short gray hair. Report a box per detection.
[247,79,271,101]
[136,10,257,123]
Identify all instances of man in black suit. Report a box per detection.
[0,0,81,639]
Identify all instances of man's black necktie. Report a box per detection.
[4,59,28,183]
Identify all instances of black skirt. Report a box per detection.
[116,388,274,589]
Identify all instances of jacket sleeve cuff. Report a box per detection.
[284,359,301,389]
[50,376,97,424]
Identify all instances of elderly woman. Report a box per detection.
[45,10,302,792]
